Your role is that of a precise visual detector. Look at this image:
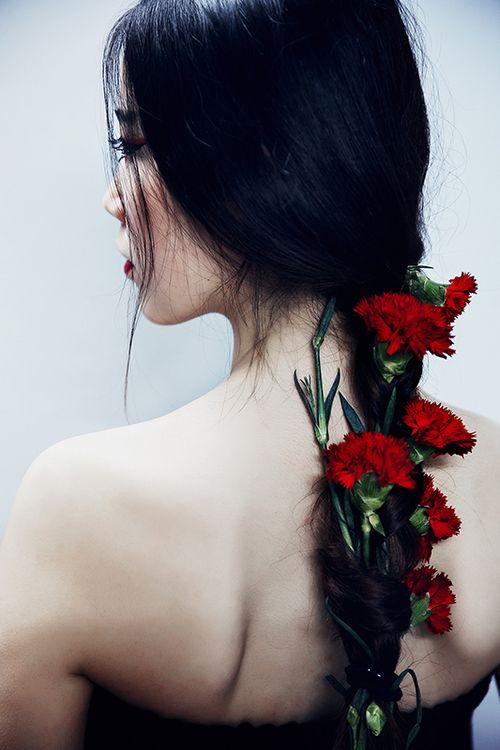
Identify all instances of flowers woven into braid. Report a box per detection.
[294,265,478,750]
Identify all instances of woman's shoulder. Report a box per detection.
[417,388,500,507]
[6,412,247,718]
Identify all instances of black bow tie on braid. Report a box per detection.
[344,664,403,704]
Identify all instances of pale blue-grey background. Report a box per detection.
[0,0,498,744]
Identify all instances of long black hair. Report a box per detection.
[102,1,434,746]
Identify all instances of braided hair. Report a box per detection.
[299,265,477,749]
[305,287,426,750]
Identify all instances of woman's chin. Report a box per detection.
[139,302,182,326]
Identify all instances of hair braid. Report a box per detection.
[306,314,423,749]
[302,266,479,749]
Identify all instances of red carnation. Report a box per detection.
[401,397,476,456]
[418,535,434,563]
[323,431,417,490]
[413,473,462,562]
[404,564,456,634]
[442,272,478,322]
[353,292,455,359]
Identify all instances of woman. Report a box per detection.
[0,0,498,748]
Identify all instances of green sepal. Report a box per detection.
[347,688,370,750]
[365,701,387,737]
[408,505,430,535]
[339,392,366,433]
[374,341,414,383]
[406,438,435,465]
[352,471,393,512]
[409,593,430,628]
[367,511,385,536]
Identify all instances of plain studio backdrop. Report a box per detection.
[0,0,499,745]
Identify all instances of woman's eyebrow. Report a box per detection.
[114,108,140,126]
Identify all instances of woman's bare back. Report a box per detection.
[61,379,500,728]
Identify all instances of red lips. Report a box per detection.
[124,259,134,275]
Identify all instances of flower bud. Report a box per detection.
[347,703,360,729]
[366,701,387,736]
[405,267,447,305]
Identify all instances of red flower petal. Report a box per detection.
[404,564,456,634]
[427,572,456,634]
[428,571,456,607]
[421,472,447,508]
[428,605,454,634]
[323,431,417,490]
[353,292,455,359]
[429,504,462,540]
[421,472,462,541]
[418,534,434,563]
[404,564,437,598]
[401,397,477,456]
[443,272,478,322]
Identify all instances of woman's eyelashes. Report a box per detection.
[109,136,145,161]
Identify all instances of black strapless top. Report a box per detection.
[83,671,495,749]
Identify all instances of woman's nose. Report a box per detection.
[102,182,125,222]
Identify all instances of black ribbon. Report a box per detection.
[345,664,403,703]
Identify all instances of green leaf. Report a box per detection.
[382,384,397,435]
[343,488,356,537]
[324,598,375,664]
[301,375,315,414]
[339,392,366,433]
[293,369,316,425]
[324,368,341,423]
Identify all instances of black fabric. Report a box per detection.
[83,671,494,749]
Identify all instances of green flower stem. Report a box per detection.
[361,515,371,567]
[312,298,355,554]
[321,455,355,553]
[313,339,329,446]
